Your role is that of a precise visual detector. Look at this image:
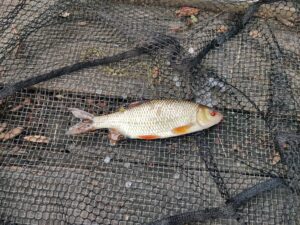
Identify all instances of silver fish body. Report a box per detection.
[67,99,223,141]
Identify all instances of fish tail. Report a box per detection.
[66,108,97,135]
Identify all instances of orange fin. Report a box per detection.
[172,124,193,135]
[137,135,160,140]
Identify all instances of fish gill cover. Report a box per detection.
[0,0,299,224]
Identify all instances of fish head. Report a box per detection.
[196,106,223,127]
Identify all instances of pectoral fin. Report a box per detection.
[172,123,193,135]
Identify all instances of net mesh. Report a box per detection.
[0,0,299,224]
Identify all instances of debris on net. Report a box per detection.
[0,0,299,224]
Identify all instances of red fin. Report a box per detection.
[137,135,160,140]
[172,124,193,135]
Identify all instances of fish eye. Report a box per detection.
[210,111,217,116]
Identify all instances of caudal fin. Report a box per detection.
[68,108,94,120]
[66,108,97,135]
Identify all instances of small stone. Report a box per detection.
[173,173,180,179]
[212,81,219,86]
[208,77,214,83]
[61,11,70,18]
[173,76,179,82]
[96,89,103,94]
[124,214,129,221]
[272,152,281,165]
[104,156,111,164]
[78,21,87,26]
[125,181,132,188]
[175,81,181,87]
[124,162,130,168]
[188,47,195,54]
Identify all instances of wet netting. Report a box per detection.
[0,0,300,224]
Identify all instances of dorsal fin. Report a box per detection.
[117,100,148,112]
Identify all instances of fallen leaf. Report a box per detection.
[217,25,229,33]
[0,127,23,141]
[24,135,49,144]
[277,17,295,27]
[10,104,23,112]
[0,123,7,133]
[176,7,200,17]
[271,152,281,165]
[152,66,160,79]
[10,146,26,155]
[249,30,262,38]
[10,98,31,112]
